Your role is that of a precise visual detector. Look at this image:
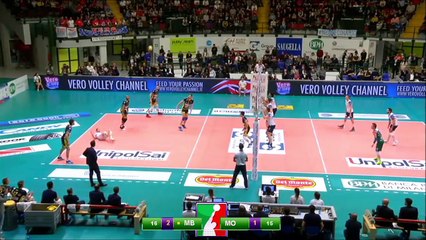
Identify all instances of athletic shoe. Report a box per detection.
[392,140,399,146]
[179,126,183,131]
[158,112,163,115]
[338,125,344,129]
[350,127,355,132]
[268,144,273,150]
[182,125,186,129]
[57,156,65,161]
[146,114,151,118]
[66,160,74,164]
[374,158,382,165]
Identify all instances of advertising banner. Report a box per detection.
[78,26,129,37]
[272,80,425,98]
[7,75,29,98]
[317,29,357,38]
[276,38,303,56]
[303,37,371,58]
[223,37,250,51]
[170,37,197,54]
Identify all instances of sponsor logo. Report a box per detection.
[229,128,286,155]
[44,76,60,89]
[309,39,324,51]
[0,122,80,136]
[271,177,316,189]
[197,203,227,237]
[0,112,90,126]
[195,175,236,186]
[341,179,425,193]
[276,82,291,94]
[346,157,425,170]
[318,113,410,120]
[210,79,251,94]
[211,108,253,116]
[116,108,201,115]
[94,149,170,161]
[263,176,327,191]
[0,132,62,146]
[185,173,245,188]
[9,83,16,95]
[0,144,51,157]
[48,168,171,181]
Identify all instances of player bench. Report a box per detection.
[362,210,426,240]
[61,201,148,234]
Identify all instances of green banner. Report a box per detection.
[170,37,197,54]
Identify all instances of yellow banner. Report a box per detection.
[227,104,245,109]
[170,37,197,54]
[277,105,294,110]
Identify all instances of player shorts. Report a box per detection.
[267,125,276,133]
[345,112,354,118]
[244,126,251,135]
[61,137,70,148]
[182,109,189,114]
[376,141,384,152]
[389,125,398,132]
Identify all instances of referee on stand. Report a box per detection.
[83,140,107,187]
[229,143,248,189]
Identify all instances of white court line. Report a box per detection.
[308,111,328,174]
[48,113,107,165]
[185,109,211,169]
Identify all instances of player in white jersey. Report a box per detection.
[254,60,265,73]
[385,108,399,145]
[239,77,248,96]
[338,95,355,132]
[268,93,278,116]
[91,128,114,142]
[265,106,276,150]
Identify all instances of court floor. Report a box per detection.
[0,87,425,240]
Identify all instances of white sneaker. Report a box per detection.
[392,140,399,146]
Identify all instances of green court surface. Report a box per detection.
[0,86,425,240]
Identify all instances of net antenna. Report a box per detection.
[249,72,268,181]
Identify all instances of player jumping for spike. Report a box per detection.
[385,108,399,146]
[177,94,194,131]
[338,95,355,132]
[146,86,163,118]
[371,122,384,165]
[240,111,253,147]
[120,96,130,130]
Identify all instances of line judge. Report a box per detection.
[229,143,248,189]
[83,140,107,187]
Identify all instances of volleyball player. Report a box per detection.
[240,111,253,147]
[57,119,75,164]
[120,96,130,130]
[177,94,194,131]
[91,128,114,142]
[371,123,385,165]
[146,86,163,118]
[338,95,355,132]
[385,108,399,146]
[265,106,276,150]
[239,77,247,96]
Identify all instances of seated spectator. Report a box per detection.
[89,185,106,216]
[261,186,276,203]
[279,208,296,238]
[182,202,196,218]
[344,213,362,240]
[106,186,125,217]
[398,198,419,240]
[290,188,305,204]
[310,192,324,206]
[203,189,215,202]
[373,198,397,227]
[11,180,34,202]
[302,205,323,239]
[41,181,60,204]
[1,178,12,193]
[63,188,85,205]
[253,205,269,218]
[237,205,252,217]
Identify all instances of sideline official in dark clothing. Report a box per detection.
[374,198,397,227]
[398,198,419,240]
[344,213,362,240]
[229,143,248,189]
[83,140,106,187]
